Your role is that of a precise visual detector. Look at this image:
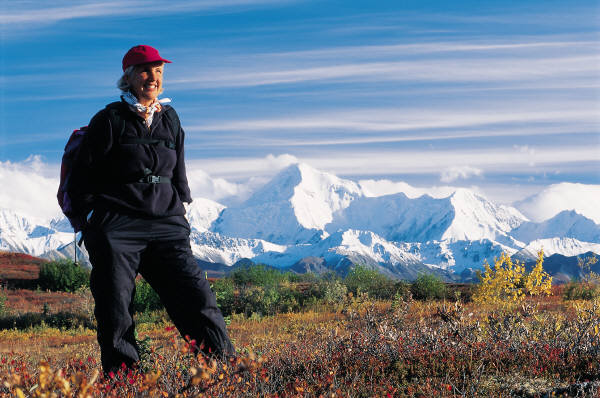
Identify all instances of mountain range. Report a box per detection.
[1,163,599,281]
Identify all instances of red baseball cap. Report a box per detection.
[122,45,172,71]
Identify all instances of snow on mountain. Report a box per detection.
[443,189,527,242]
[185,198,226,232]
[515,183,600,224]
[513,238,600,261]
[49,215,75,233]
[252,229,424,270]
[189,230,286,266]
[0,208,73,256]
[327,188,526,244]
[41,240,91,268]
[399,239,519,272]
[0,207,37,237]
[212,163,363,244]
[327,193,454,242]
[511,210,600,244]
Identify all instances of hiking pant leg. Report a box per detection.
[84,211,147,372]
[139,216,235,357]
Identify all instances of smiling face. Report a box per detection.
[126,61,164,106]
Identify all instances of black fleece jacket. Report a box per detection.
[70,100,192,218]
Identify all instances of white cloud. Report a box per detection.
[515,183,600,223]
[186,168,247,203]
[186,154,299,181]
[0,157,62,221]
[440,166,483,183]
[186,154,300,203]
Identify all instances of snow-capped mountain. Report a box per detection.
[185,198,226,232]
[212,163,363,244]
[1,163,599,281]
[511,210,600,244]
[327,188,526,244]
[513,238,600,261]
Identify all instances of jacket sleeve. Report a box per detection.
[68,109,116,215]
[170,109,193,204]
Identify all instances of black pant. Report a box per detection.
[84,209,235,372]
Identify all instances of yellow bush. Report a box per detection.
[473,250,552,305]
[525,249,553,297]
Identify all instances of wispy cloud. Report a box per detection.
[189,105,597,134]
[0,0,294,25]
[186,145,599,182]
[171,54,597,89]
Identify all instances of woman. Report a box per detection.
[70,45,235,373]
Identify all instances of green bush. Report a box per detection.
[230,264,286,287]
[411,273,447,300]
[212,278,236,316]
[133,278,163,313]
[563,281,599,301]
[344,265,397,299]
[285,272,319,283]
[319,278,348,305]
[236,285,279,316]
[38,260,90,292]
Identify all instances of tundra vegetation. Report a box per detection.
[0,252,598,397]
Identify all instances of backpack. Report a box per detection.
[57,102,181,233]
[57,126,89,233]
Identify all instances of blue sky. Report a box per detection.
[1,0,599,216]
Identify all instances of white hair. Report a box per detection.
[116,65,136,92]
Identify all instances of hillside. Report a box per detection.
[0,250,46,281]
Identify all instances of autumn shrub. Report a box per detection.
[133,278,163,313]
[473,250,552,305]
[38,260,90,293]
[344,265,397,299]
[410,273,446,300]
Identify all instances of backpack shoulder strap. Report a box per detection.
[104,101,126,140]
[162,105,181,142]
